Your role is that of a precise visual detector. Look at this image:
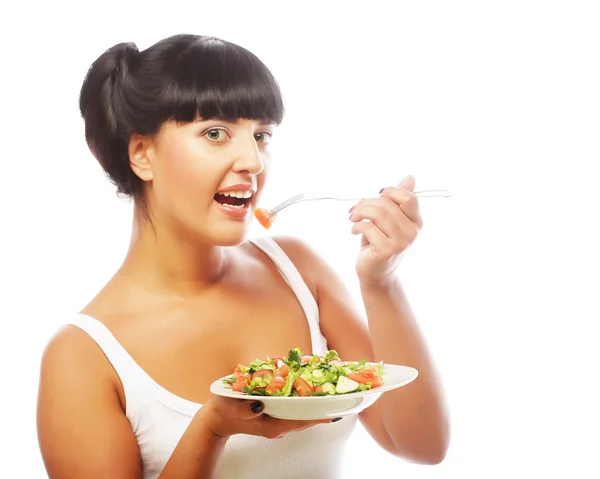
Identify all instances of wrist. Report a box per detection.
[198,404,232,443]
[202,421,231,444]
[359,274,398,292]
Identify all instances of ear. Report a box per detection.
[128,133,155,182]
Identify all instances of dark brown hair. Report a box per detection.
[79,34,284,199]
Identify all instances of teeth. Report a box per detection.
[218,202,244,208]
[219,190,253,199]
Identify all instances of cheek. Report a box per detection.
[251,161,268,205]
[154,139,217,207]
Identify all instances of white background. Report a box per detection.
[1,0,599,477]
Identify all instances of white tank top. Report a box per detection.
[67,236,357,479]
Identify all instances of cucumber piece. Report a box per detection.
[335,375,360,394]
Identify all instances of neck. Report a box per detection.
[118,207,229,297]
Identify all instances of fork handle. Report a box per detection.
[270,189,451,215]
[307,190,452,201]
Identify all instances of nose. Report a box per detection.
[232,135,264,175]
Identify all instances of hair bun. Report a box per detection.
[112,42,140,80]
[79,42,141,196]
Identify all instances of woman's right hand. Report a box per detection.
[202,396,340,439]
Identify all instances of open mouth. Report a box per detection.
[213,191,253,208]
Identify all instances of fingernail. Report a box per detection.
[349,214,354,221]
[332,417,343,423]
[348,206,355,214]
[250,401,264,413]
[379,188,385,194]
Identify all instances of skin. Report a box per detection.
[37,117,450,478]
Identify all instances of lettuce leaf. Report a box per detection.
[246,376,272,390]
[324,350,339,362]
[281,369,302,397]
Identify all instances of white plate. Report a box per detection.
[209,364,418,420]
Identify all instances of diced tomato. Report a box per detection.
[233,364,245,379]
[251,369,274,381]
[274,364,289,378]
[232,373,251,392]
[266,376,286,394]
[346,367,382,388]
[254,208,274,229]
[313,385,323,394]
[293,377,314,396]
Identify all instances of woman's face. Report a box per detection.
[140,117,275,246]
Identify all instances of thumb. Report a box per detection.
[398,175,415,192]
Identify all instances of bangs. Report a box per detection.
[158,37,284,125]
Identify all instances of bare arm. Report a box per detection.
[274,236,450,464]
[37,326,227,479]
[357,278,450,464]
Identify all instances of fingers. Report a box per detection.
[350,198,407,239]
[207,396,342,439]
[351,221,398,259]
[305,417,340,427]
[211,396,266,420]
[380,186,422,227]
[258,415,342,439]
[397,174,416,191]
[350,195,419,255]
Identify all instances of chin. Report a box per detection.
[207,224,250,247]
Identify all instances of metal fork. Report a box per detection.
[269,189,452,215]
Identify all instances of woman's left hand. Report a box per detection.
[350,175,423,287]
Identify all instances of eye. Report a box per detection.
[254,131,273,144]
[204,128,230,142]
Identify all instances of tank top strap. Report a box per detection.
[248,236,328,355]
[67,314,151,430]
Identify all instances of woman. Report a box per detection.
[36,34,449,478]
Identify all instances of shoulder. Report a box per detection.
[270,235,340,299]
[243,235,323,297]
[244,235,349,304]
[42,324,105,369]
[39,323,121,406]
[37,324,141,477]
[272,235,326,273]
[41,324,97,370]
[270,235,319,264]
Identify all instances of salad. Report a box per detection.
[222,348,384,396]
